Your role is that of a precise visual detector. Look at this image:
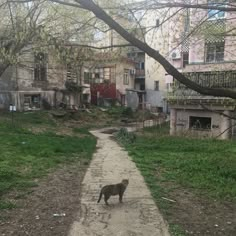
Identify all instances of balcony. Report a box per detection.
[135,69,145,77]
[168,70,236,101]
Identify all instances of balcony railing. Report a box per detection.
[169,70,236,98]
[135,69,145,77]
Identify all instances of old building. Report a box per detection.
[168,0,236,139]
[0,45,90,111]
[84,53,136,107]
[89,9,146,109]
[145,0,236,139]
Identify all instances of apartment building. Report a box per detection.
[145,0,236,139]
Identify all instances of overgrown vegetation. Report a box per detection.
[127,124,236,201]
[124,123,236,235]
[0,111,96,209]
[115,127,136,144]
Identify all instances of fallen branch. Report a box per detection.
[161,197,176,203]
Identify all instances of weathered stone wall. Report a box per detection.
[170,106,233,139]
[0,49,68,110]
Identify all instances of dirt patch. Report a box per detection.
[160,182,236,236]
[0,162,88,236]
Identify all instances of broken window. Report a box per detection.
[24,94,41,110]
[189,116,212,130]
[205,41,224,62]
[34,52,47,81]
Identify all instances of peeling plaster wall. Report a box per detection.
[170,106,233,139]
[146,89,166,109]
[0,66,17,109]
[0,49,69,111]
[0,66,16,90]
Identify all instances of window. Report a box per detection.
[156,19,160,27]
[34,53,47,81]
[104,67,111,81]
[207,1,226,20]
[123,69,129,85]
[205,41,224,62]
[183,52,189,68]
[67,64,77,81]
[140,62,145,70]
[84,72,92,84]
[95,73,100,79]
[154,81,159,91]
[189,116,211,131]
[24,94,41,110]
[140,83,145,91]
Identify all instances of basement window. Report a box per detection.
[189,116,212,131]
[24,94,41,110]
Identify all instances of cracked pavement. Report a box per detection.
[68,128,170,236]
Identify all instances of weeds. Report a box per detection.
[115,127,136,144]
[127,129,236,201]
[125,125,236,235]
[0,112,96,209]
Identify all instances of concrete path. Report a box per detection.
[68,128,170,236]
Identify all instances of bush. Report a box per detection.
[115,127,136,144]
[122,107,134,118]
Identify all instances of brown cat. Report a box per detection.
[97,179,129,205]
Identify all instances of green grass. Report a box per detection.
[73,127,90,135]
[0,111,56,126]
[127,124,236,201]
[0,200,16,210]
[0,114,96,209]
[169,224,186,236]
[124,124,236,235]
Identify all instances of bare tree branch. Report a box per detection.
[64,43,132,50]
[71,0,236,99]
[152,2,236,12]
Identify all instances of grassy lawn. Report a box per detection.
[123,124,236,235]
[0,111,96,209]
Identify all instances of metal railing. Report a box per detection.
[169,70,236,97]
[135,69,145,77]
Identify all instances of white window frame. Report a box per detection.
[123,69,129,85]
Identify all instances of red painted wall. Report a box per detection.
[90,83,116,105]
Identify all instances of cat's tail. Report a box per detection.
[97,190,103,203]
